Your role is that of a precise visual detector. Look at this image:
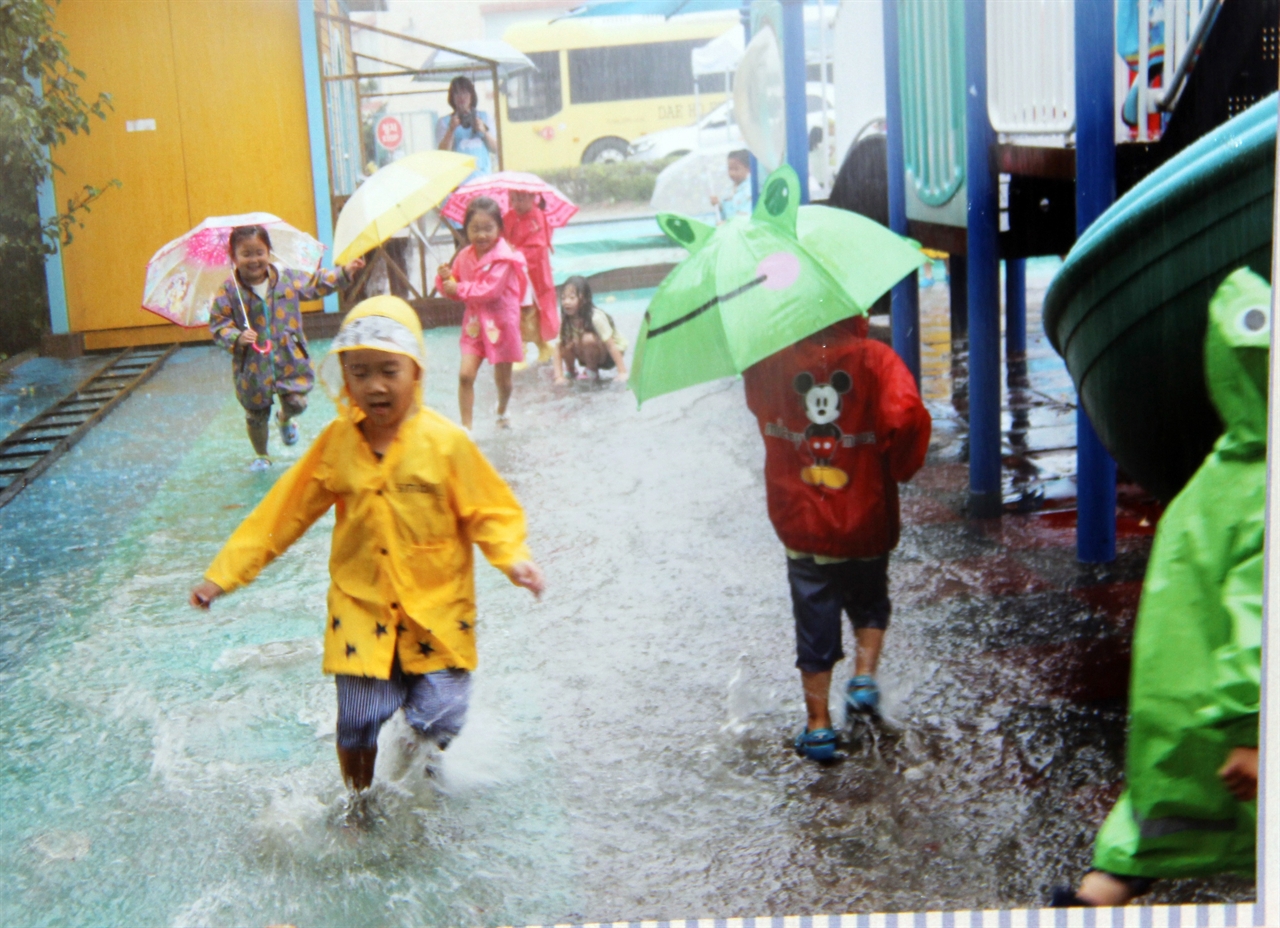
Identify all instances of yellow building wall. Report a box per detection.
[52,0,319,349]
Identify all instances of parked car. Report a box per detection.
[628,83,835,161]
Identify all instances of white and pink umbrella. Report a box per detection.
[141,212,325,328]
[439,171,579,229]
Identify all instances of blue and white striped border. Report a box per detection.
[512,905,1257,928]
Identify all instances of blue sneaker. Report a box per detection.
[845,675,881,715]
[248,456,272,473]
[279,414,300,447]
[794,727,837,762]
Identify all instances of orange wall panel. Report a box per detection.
[52,0,191,334]
[52,0,317,336]
[168,0,317,236]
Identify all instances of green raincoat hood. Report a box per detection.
[1091,267,1268,880]
[1205,267,1271,458]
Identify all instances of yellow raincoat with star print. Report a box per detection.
[204,405,531,678]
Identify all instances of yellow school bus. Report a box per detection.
[501,15,736,171]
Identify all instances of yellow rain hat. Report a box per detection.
[318,295,428,400]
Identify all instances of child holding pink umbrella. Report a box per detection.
[437,198,529,430]
[441,173,578,369]
[209,224,363,471]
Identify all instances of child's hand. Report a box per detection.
[510,561,545,599]
[342,257,366,276]
[710,194,720,206]
[441,278,459,299]
[1219,746,1259,800]
[190,580,225,609]
[235,329,258,349]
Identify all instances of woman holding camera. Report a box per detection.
[437,75,496,182]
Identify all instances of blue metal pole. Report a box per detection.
[297,0,338,313]
[28,73,69,335]
[1074,0,1117,563]
[35,161,69,337]
[781,0,810,203]
[882,0,920,385]
[1005,258,1026,359]
[964,0,1002,518]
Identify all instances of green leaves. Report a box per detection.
[0,0,116,259]
[0,0,118,353]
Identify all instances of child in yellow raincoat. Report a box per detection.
[190,295,544,800]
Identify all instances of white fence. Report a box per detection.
[987,0,1075,138]
[985,0,1220,145]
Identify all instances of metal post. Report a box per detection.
[1074,0,1118,562]
[950,257,968,342]
[781,0,810,203]
[491,62,504,170]
[965,0,1002,518]
[882,0,921,385]
[817,0,831,193]
[1260,47,1280,923]
[742,0,759,207]
[1005,258,1026,360]
[297,0,337,312]
[29,73,70,334]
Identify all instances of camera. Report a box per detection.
[458,110,474,130]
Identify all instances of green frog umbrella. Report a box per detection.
[629,164,925,405]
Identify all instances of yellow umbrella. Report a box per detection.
[331,150,476,265]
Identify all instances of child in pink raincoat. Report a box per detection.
[504,191,559,364]
[437,196,529,430]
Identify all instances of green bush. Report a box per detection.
[540,156,680,207]
[0,0,115,358]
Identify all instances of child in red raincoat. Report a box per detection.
[743,315,930,762]
[504,190,559,364]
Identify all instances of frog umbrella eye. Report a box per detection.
[1236,305,1269,334]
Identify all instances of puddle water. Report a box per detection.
[0,284,1251,925]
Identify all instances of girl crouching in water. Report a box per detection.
[190,296,544,812]
[553,276,628,384]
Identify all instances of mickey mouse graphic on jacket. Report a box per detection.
[743,314,931,763]
[794,370,853,489]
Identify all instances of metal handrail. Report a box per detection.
[1153,0,1224,113]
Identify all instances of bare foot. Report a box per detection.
[1077,871,1137,906]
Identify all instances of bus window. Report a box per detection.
[568,40,716,104]
[507,51,562,122]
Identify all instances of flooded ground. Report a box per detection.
[0,266,1253,926]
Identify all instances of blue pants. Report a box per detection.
[788,554,891,674]
[335,664,471,751]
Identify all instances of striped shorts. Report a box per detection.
[335,663,472,751]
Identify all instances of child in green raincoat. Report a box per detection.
[1054,267,1267,906]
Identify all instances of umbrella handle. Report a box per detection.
[409,222,453,282]
[230,272,252,332]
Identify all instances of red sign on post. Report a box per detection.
[376,116,403,150]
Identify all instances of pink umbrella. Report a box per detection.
[141,212,324,328]
[440,171,579,229]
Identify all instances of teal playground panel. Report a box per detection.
[899,0,968,230]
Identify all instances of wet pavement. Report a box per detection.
[0,270,1254,926]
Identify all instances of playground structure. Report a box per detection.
[32,0,1280,566]
[852,0,1278,562]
